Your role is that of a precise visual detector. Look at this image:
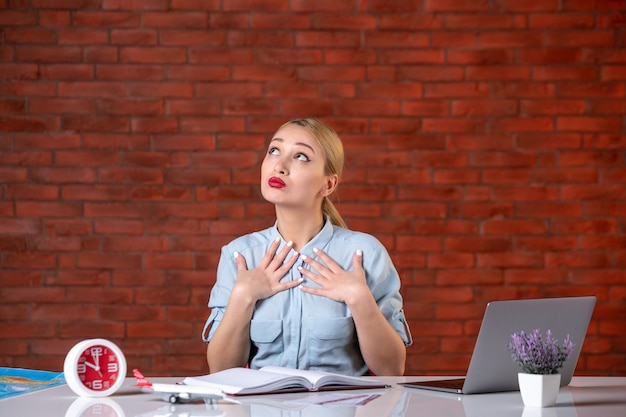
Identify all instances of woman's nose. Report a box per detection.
[274,159,288,175]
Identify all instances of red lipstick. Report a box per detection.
[268,177,286,189]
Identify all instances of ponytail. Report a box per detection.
[323,196,347,229]
[285,118,347,229]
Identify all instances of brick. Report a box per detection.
[424,0,490,12]
[428,253,474,269]
[166,65,229,81]
[433,33,481,49]
[189,48,253,65]
[598,13,626,29]
[546,253,612,268]
[452,99,517,116]
[83,46,119,63]
[0,10,37,26]
[99,168,164,184]
[480,32,544,47]
[445,14,524,30]
[424,82,490,98]
[517,202,584,217]
[31,167,96,183]
[558,116,623,132]
[40,64,95,80]
[98,99,163,116]
[498,185,563,201]
[58,29,109,45]
[120,47,187,64]
[478,252,544,268]
[76,253,142,269]
[64,115,131,132]
[110,29,158,45]
[16,46,82,63]
[562,185,626,200]
[82,134,150,150]
[379,14,441,30]
[103,0,170,10]
[561,82,625,98]
[127,82,193,97]
[130,186,193,201]
[399,66,463,82]
[529,13,594,28]
[3,253,57,269]
[521,99,587,115]
[96,64,164,81]
[6,185,59,200]
[591,100,626,115]
[4,28,57,44]
[131,117,178,133]
[560,151,623,166]
[39,10,71,26]
[553,219,617,234]
[16,201,82,218]
[518,48,581,64]
[30,98,96,115]
[493,82,557,98]
[451,202,515,218]
[445,237,512,252]
[0,98,26,115]
[563,0,626,11]
[0,116,59,132]
[547,31,615,47]
[0,64,39,80]
[143,12,208,29]
[483,219,547,235]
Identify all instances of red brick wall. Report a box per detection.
[1,1,625,377]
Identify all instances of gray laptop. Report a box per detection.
[400,296,596,394]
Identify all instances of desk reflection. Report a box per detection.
[134,402,225,417]
[400,387,578,417]
[132,389,410,417]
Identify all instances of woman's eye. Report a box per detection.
[295,153,310,162]
[268,147,279,156]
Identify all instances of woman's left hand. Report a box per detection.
[298,248,370,305]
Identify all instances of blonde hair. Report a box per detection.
[280,118,347,229]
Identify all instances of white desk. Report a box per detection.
[1,376,625,417]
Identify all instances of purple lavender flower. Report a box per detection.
[507,329,575,374]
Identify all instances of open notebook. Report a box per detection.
[400,296,596,394]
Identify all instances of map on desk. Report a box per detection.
[0,367,65,400]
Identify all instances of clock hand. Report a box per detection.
[84,361,102,375]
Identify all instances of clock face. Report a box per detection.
[76,343,122,392]
[64,339,127,397]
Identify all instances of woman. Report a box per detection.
[202,118,412,376]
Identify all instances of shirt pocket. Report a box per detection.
[249,319,284,363]
[307,316,360,372]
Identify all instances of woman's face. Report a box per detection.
[260,123,335,210]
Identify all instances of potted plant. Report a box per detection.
[507,328,575,407]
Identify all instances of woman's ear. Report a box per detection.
[321,174,339,197]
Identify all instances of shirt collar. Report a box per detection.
[271,217,334,256]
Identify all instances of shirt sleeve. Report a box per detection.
[365,242,413,347]
[202,245,236,343]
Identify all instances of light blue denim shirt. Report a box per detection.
[202,218,412,376]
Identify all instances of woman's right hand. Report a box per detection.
[231,238,302,304]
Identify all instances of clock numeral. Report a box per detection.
[108,362,118,373]
[77,363,86,373]
[90,347,103,356]
[91,379,103,390]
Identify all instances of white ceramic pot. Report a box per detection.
[518,373,561,407]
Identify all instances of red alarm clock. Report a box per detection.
[63,339,127,397]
